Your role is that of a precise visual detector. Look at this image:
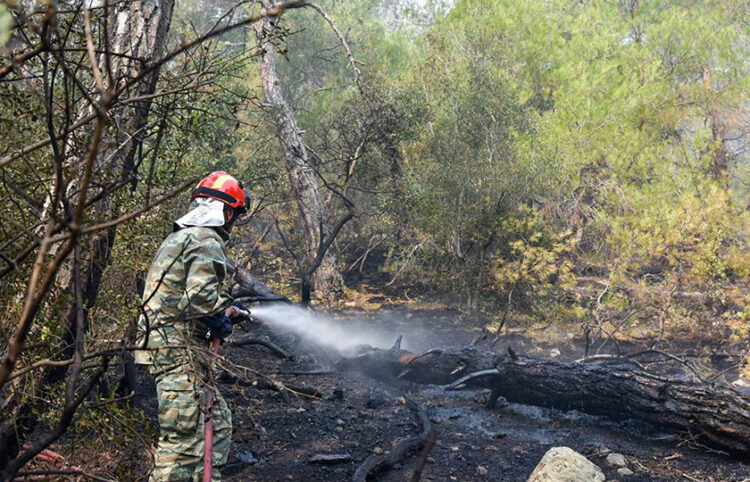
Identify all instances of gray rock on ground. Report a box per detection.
[605,453,628,468]
[528,446,605,482]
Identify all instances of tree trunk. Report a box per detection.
[229,258,291,303]
[338,344,750,456]
[702,66,729,180]
[254,1,344,300]
[0,0,175,471]
[49,0,175,387]
[61,0,175,369]
[82,0,175,302]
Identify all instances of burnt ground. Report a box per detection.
[130,305,750,482]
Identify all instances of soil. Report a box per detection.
[129,305,750,482]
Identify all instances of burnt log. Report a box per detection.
[338,345,750,456]
[229,259,291,303]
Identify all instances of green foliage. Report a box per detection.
[493,208,577,311]
[0,4,11,47]
[351,0,750,341]
[2,2,750,473]
[237,0,750,345]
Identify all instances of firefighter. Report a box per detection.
[135,171,248,481]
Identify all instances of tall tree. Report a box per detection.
[253,0,346,300]
[0,0,175,476]
[59,0,176,375]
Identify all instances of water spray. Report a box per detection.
[250,303,398,352]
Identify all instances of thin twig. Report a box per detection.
[410,426,438,482]
[352,397,434,482]
[14,469,115,482]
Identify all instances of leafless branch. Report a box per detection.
[301,2,363,91]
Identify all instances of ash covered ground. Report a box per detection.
[131,306,750,481]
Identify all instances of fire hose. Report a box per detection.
[202,303,261,481]
[202,337,221,482]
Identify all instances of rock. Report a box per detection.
[373,447,384,454]
[550,348,562,358]
[732,377,749,388]
[527,446,605,482]
[477,465,489,476]
[336,418,345,426]
[235,451,260,465]
[488,393,509,409]
[605,453,627,468]
[616,468,634,476]
[732,378,750,395]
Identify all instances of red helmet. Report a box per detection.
[191,171,247,211]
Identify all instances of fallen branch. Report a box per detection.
[277,370,333,376]
[576,349,706,382]
[217,371,321,399]
[230,260,292,303]
[445,368,501,390]
[229,337,291,359]
[255,380,321,400]
[352,397,434,482]
[409,424,438,482]
[13,469,114,482]
[574,354,646,370]
[308,453,352,464]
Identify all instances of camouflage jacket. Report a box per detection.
[134,226,233,368]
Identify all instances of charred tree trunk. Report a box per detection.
[338,344,750,456]
[229,258,291,303]
[57,0,175,380]
[50,0,175,380]
[0,0,175,470]
[254,1,344,300]
[76,0,175,319]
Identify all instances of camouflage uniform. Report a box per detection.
[135,226,233,482]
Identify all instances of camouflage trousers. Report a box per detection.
[149,359,232,482]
